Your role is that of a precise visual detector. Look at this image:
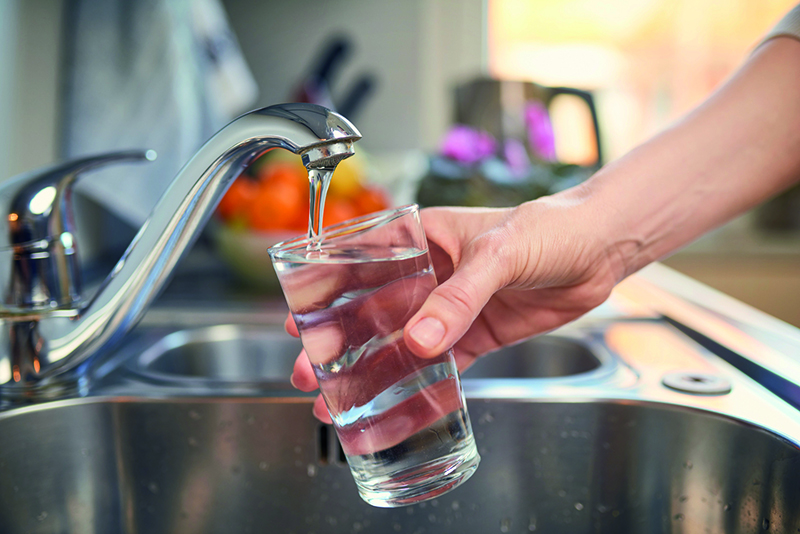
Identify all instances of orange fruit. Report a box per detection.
[247,176,306,231]
[323,197,359,228]
[259,161,308,194]
[353,185,390,216]
[217,178,258,222]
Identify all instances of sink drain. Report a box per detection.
[662,372,732,395]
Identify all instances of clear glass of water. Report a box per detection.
[269,204,480,507]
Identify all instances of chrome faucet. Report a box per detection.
[0,103,361,400]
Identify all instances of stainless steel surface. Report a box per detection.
[623,264,800,411]
[121,324,604,386]
[463,335,601,379]
[128,325,303,385]
[662,372,732,396]
[0,397,797,534]
[0,103,361,397]
[1,294,799,531]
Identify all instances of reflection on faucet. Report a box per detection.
[0,103,361,399]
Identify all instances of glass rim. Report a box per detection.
[268,203,419,257]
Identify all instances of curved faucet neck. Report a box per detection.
[1,103,360,397]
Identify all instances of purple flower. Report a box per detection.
[503,138,531,177]
[440,125,497,164]
[525,102,557,162]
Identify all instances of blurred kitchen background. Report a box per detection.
[1,0,799,326]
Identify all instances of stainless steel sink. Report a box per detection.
[4,305,800,533]
[0,396,797,534]
[127,325,303,385]
[120,324,606,385]
[462,335,602,379]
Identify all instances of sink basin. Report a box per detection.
[128,325,303,385]
[0,397,797,533]
[124,324,604,384]
[462,335,601,379]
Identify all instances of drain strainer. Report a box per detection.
[662,372,732,395]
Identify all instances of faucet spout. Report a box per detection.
[0,103,360,396]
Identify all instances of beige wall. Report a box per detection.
[222,0,487,153]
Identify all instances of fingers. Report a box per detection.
[405,241,507,358]
[290,349,319,392]
[288,349,333,424]
[313,394,333,424]
[284,313,299,337]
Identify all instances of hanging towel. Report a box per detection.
[61,0,258,226]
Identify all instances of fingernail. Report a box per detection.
[409,317,445,350]
[290,373,298,389]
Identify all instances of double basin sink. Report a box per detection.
[1,293,799,533]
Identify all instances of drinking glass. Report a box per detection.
[269,204,480,507]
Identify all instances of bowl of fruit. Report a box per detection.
[212,149,391,292]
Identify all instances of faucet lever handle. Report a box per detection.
[0,150,156,312]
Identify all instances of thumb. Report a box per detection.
[404,249,506,358]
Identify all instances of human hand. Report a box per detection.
[287,193,624,421]
[402,197,623,368]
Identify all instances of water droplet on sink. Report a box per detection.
[560,431,569,438]
[36,512,48,522]
[188,410,201,420]
[245,415,255,425]
[294,446,303,454]
[597,505,608,513]
[500,517,511,532]
[674,514,685,521]
[557,490,567,498]
[148,482,159,494]
[451,501,460,511]
[428,513,436,523]
[575,502,584,511]
[762,519,770,530]
[528,514,537,531]
[684,461,693,470]
[188,437,199,447]
[353,521,363,531]
[307,464,317,477]
[259,461,269,471]
[430,500,439,508]
[81,448,90,457]
[724,504,732,511]
[478,412,494,425]
[393,523,402,531]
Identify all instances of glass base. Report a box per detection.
[353,437,480,508]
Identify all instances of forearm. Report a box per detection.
[571,37,800,280]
